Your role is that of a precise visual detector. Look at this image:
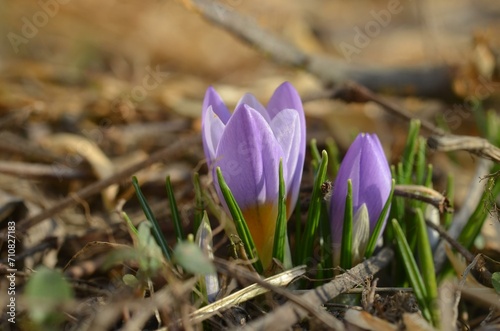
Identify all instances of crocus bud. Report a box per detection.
[196,213,219,302]
[202,82,306,268]
[330,133,391,265]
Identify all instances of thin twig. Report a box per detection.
[10,134,200,234]
[328,83,446,135]
[0,161,92,180]
[239,247,394,331]
[180,0,455,98]
[214,260,344,330]
[428,135,500,163]
[425,220,492,287]
[394,184,452,213]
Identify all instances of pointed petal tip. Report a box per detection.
[203,86,230,124]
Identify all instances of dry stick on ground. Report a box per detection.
[425,220,492,288]
[11,134,200,234]
[428,134,500,163]
[213,260,345,330]
[0,161,93,180]
[237,248,394,331]
[394,184,452,213]
[180,0,455,98]
[327,83,447,135]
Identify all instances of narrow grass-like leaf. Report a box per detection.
[166,175,184,242]
[216,167,263,273]
[415,209,439,327]
[459,174,500,249]
[299,150,328,265]
[310,138,321,165]
[273,160,287,264]
[326,137,340,178]
[424,164,433,188]
[416,137,426,185]
[392,219,431,322]
[193,172,204,233]
[365,179,395,258]
[340,180,353,269]
[493,272,500,294]
[402,120,420,183]
[293,202,302,265]
[318,200,333,282]
[444,174,454,229]
[122,211,139,237]
[132,176,171,260]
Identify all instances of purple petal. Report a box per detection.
[267,82,304,120]
[267,82,306,212]
[203,87,231,124]
[330,134,391,246]
[359,134,391,232]
[202,106,226,165]
[236,93,271,123]
[269,108,303,213]
[214,103,284,210]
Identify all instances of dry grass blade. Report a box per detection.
[10,133,200,233]
[241,247,394,331]
[0,160,92,180]
[344,309,398,331]
[189,265,307,325]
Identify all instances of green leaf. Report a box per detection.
[365,179,395,258]
[123,274,139,287]
[174,241,216,275]
[137,222,164,273]
[273,159,287,265]
[340,180,353,269]
[424,164,433,188]
[132,176,171,260]
[492,272,500,294]
[318,200,333,283]
[392,219,432,323]
[310,138,321,165]
[216,167,263,273]
[402,120,420,183]
[122,211,139,238]
[415,137,426,185]
[415,209,439,327]
[459,173,500,249]
[326,137,340,178]
[166,175,184,242]
[25,267,74,326]
[299,150,328,265]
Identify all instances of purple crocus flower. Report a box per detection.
[330,133,391,265]
[202,82,306,267]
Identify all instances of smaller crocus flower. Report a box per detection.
[202,82,306,268]
[330,133,392,265]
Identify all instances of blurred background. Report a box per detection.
[0,0,499,262]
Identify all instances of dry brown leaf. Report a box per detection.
[344,309,397,331]
[39,133,118,210]
[402,313,436,331]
